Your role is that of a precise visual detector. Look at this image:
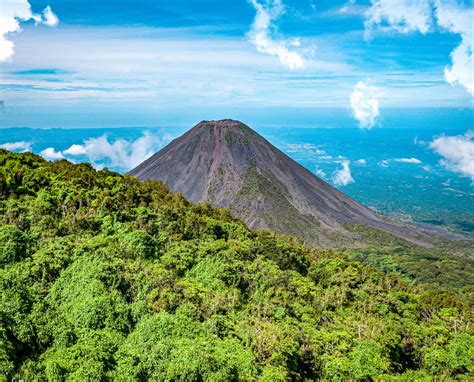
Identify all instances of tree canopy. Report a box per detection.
[0,149,472,381]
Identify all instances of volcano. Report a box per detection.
[129,119,431,247]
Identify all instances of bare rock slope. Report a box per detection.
[129,119,433,247]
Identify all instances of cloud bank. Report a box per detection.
[332,160,355,186]
[364,0,473,95]
[430,131,474,182]
[350,81,380,129]
[44,131,172,171]
[0,0,58,62]
[247,0,305,69]
[0,140,32,152]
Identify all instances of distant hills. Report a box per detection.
[129,119,437,247]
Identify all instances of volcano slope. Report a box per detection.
[129,119,446,247]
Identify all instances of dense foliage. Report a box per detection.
[1,150,473,381]
[345,226,474,294]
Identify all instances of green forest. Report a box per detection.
[0,149,473,381]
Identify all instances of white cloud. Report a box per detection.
[364,0,473,95]
[430,130,474,182]
[339,2,366,16]
[62,131,171,170]
[355,158,367,164]
[435,1,474,95]
[395,157,422,164]
[332,160,355,186]
[350,81,380,129]
[0,140,31,152]
[0,1,59,62]
[247,0,305,69]
[413,136,427,146]
[42,5,59,27]
[40,147,63,160]
[315,168,327,179]
[364,0,432,36]
[63,144,87,156]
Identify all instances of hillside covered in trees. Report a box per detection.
[0,150,473,381]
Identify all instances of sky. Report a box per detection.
[0,0,473,128]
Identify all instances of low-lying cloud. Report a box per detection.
[0,1,59,62]
[40,147,63,160]
[43,131,173,171]
[332,160,355,186]
[0,141,32,152]
[315,168,327,180]
[350,81,380,129]
[286,143,326,156]
[377,157,423,167]
[430,131,474,182]
[395,157,422,164]
[247,0,305,69]
[63,144,87,156]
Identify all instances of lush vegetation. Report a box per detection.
[1,150,473,381]
[345,225,474,294]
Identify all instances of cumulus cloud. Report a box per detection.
[364,0,432,36]
[0,1,59,62]
[364,0,473,95]
[435,1,474,95]
[247,0,305,69]
[62,131,171,170]
[355,158,367,164]
[63,144,87,156]
[332,160,355,186]
[40,147,63,160]
[31,132,170,170]
[395,157,422,164]
[42,5,59,27]
[350,81,380,129]
[0,140,32,152]
[430,130,474,182]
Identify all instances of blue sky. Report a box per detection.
[0,0,473,128]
